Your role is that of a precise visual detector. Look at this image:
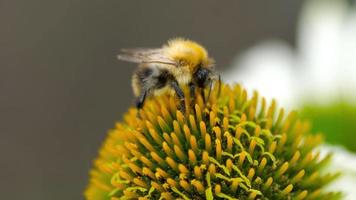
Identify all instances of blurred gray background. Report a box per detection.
[0,1,303,199]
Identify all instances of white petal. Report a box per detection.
[223,40,296,109]
[319,145,356,199]
[297,0,348,103]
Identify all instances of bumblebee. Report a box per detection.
[118,38,220,113]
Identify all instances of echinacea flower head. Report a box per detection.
[85,83,340,200]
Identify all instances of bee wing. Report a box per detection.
[117,48,177,66]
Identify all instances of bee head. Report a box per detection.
[165,38,214,70]
[193,67,213,88]
[193,67,221,99]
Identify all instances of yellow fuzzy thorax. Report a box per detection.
[165,38,211,71]
[84,83,341,200]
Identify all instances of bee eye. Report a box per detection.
[194,68,211,88]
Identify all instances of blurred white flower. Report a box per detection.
[320,145,356,200]
[224,41,297,108]
[223,0,356,198]
[224,0,356,107]
[297,0,356,105]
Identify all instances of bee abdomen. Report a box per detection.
[132,67,153,97]
[133,65,174,97]
[137,67,153,81]
[131,73,142,97]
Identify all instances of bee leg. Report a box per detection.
[207,80,213,102]
[170,80,186,113]
[200,89,206,103]
[189,82,196,108]
[135,90,147,117]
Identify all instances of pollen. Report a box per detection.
[84,83,340,199]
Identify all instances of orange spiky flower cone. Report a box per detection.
[85,83,340,200]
